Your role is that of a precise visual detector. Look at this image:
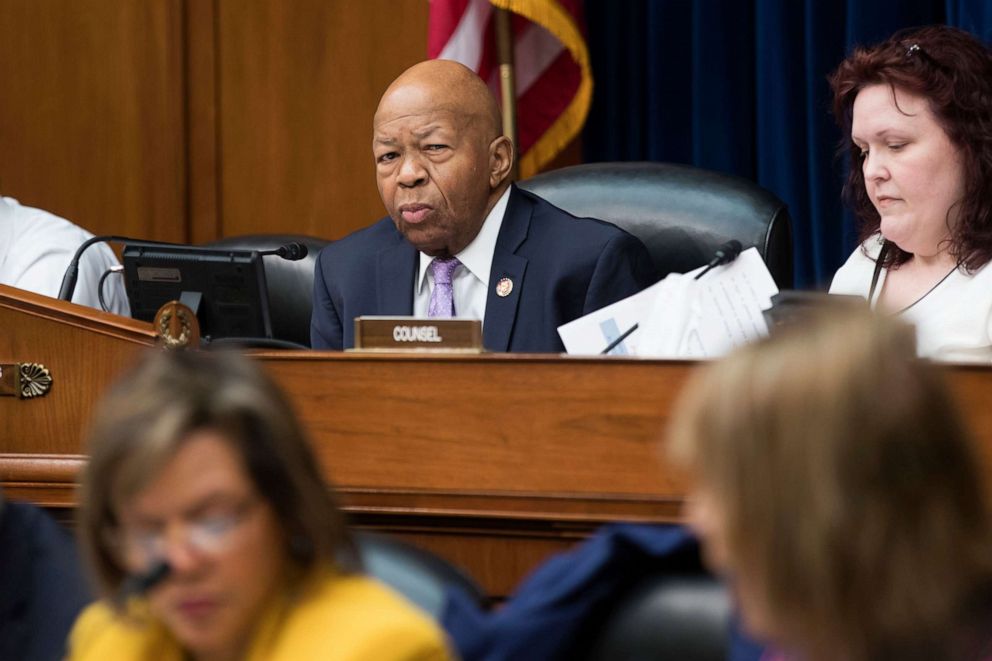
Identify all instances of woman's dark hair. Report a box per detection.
[829,25,992,270]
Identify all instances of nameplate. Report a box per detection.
[353,316,483,352]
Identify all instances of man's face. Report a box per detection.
[373,91,496,257]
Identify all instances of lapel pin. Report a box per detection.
[495,277,513,297]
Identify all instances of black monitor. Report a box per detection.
[123,244,273,341]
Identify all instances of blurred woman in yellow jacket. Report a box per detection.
[67,349,452,661]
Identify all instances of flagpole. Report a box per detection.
[494,7,520,181]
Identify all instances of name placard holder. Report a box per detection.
[353,316,483,352]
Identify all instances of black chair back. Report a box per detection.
[584,572,731,661]
[354,531,487,620]
[519,162,794,289]
[202,233,329,347]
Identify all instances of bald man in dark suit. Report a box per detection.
[311,60,656,352]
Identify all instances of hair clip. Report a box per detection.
[905,43,921,57]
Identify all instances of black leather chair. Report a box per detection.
[583,572,731,661]
[519,162,794,289]
[354,531,487,620]
[202,233,329,347]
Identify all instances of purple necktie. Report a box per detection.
[428,257,460,318]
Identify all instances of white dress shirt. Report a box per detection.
[0,196,130,315]
[413,187,511,327]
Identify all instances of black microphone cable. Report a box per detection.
[115,560,172,607]
[97,265,124,313]
[58,235,182,302]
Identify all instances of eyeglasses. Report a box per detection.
[112,495,260,569]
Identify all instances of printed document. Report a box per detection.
[557,247,778,358]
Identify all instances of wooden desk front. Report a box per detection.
[4,285,992,595]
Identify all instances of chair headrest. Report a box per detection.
[520,162,793,288]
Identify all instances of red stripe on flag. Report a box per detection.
[427,0,471,58]
[429,0,591,175]
[515,49,580,154]
[476,12,497,80]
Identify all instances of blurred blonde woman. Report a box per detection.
[668,306,992,661]
[68,349,452,661]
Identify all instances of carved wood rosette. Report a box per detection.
[0,363,53,399]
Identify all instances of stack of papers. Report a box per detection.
[557,247,779,358]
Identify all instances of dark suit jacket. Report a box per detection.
[311,186,657,352]
[0,502,92,661]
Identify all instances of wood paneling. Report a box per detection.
[186,0,221,244]
[214,0,429,240]
[0,0,429,244]
[0,0,186,241]
[259,352,686,499]
[0,1,587,246]
[5,290,992,595]
[0,285,156,455]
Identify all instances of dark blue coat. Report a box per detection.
[441,523,766,661]
[311,186,657,352]
[0,501,92,661]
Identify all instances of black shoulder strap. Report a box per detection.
[868,241,890,304]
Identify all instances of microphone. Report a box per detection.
[59,238,309,302]
[694,240,744,280]
[260,242,308,261]
[600,240,746,354]
[116,560,172,605]
[58,235,187,302]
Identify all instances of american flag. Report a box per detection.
[428,0,592,178]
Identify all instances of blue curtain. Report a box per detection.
[582,0,992,288]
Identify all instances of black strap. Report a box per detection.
[868,241,890,305]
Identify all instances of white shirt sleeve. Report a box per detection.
[0,197,130,316]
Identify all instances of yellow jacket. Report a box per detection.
[66,570,455,660]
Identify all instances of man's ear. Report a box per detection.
[489,135,514,187]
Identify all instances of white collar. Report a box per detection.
[416,186,511,290]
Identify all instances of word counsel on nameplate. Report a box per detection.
[352,316,483,352]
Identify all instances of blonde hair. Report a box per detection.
[77,349,356,601]
[668,307,992,660]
